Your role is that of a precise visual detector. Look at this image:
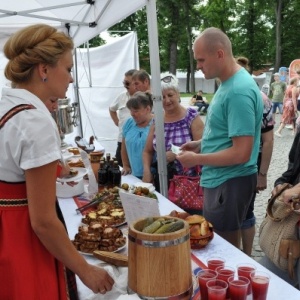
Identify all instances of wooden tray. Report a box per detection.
[93,250,128,267]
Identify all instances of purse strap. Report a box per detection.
[267,183,299,221]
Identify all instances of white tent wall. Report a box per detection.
[177,70,215,94]
[64,32,139,155]
[0,0,169,196]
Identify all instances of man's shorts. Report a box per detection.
[203,174,257,231]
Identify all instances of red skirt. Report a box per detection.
[0,181,69,300]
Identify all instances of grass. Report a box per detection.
[180,93,214,103]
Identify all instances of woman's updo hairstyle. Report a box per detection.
[4,24,74,85]
[127,91,153,110]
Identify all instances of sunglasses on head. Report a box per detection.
[161,75,173,83]
[123,81,130,87]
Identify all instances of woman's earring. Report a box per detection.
[43,77,47,82]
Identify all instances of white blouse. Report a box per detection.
[0,88,61,182]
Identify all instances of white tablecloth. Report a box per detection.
[58,174,300,300]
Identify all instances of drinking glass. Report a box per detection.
[228,275,250,300]
[250,270,270,300]
[197,269,218,300]
[237,263,256,294]
[207,257,226,271]
[216,266,235,299]
[206,279,228,300]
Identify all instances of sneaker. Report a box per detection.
[275,131,282,137]
[285,124,293,129]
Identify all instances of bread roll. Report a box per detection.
[185,214,205,225]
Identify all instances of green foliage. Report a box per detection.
[280,0,300,67]
[87,0,300,88]
[79,35,106,48]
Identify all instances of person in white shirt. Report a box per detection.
[109,69,137,166]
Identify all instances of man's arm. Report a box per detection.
[257,129,274,190]
[109,109,119,127]
[177,136,253,168]
[190,95,196,105]
[274,132,300,186]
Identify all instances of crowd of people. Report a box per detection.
[0,23,299,299]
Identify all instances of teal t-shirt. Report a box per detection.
[122,117,152,178]
[201,68,263,188]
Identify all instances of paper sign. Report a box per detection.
[119,190,160,226]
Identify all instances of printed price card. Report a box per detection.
[119,190,160,226]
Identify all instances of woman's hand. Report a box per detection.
[142,170,153,183]
[271,184,283,197]
[281,186,300,206]
[121,166,131,176]
[166,150,176,163]
[79,264,114,294]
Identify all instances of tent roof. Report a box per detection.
[0,0,147,48]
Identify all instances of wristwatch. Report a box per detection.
[259,171,267,176]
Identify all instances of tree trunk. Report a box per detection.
[183,0,195,93]
[168,3,179,75]
[169,41,177,75]
[274,0,283,73]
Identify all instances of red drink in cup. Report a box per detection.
[207,257,226,271]
[228,276,250,300]
[250,271,270,300]
[216,266,235,299]
[197,269,218,300]
[206,279,228,300]
[237,263,256,295]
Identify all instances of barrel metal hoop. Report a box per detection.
[127,284,193,300]
[128,232,190,248]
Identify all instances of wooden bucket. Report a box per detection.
[128,216,192,299]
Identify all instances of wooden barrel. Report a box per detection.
[128,216,192,299]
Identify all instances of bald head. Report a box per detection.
[194,27,233,56]
[193,27,238,81]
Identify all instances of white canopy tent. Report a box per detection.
[65,32,140,153]
[0,0,169,196]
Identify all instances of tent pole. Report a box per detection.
[73,47,83,137]
[146,0,168,197]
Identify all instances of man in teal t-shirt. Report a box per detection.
[177,27,263,249]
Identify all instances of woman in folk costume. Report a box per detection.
[0,24,114,299]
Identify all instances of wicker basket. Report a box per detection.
[190,229,214,250]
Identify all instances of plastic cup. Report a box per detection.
[206,279,228,300]
[250,270,270,300]
[237,263,256,294]
[216,266,235,299]
[228,275,250,300]
[197,269,218,300]
[207,257,226,271]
